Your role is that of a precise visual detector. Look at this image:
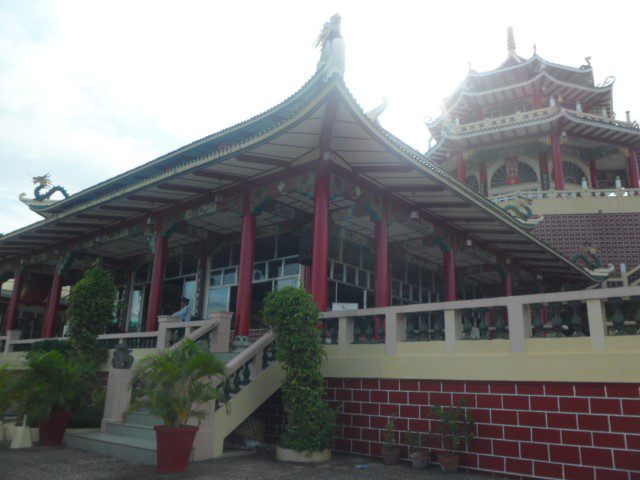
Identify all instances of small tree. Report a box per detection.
[67,260,116,366]
[262,287,337,453]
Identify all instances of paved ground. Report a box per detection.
[0,443,507,479]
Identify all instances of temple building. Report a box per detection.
[0,24,599,341]
[1,19,639,480]
[426,28,640,282]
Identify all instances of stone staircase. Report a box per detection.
[65,332,281,465]
[65,411,164,465]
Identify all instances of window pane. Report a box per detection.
[182,279,197,306]
[253,262,267,281]
[268,260,282,279]
[356,269,367,288]
[223,268,237,285]
[210,269,223,287]
[346,265,356,285]
[255,235,275,261]
[283,258,300,276]
[277,278,298,289]
[208,287,229,312]
[362,246,375,271]
[333,263,345,282]
[407,264,420,285]
[134,263,149,283]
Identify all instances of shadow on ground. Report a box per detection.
[0,442,506,480]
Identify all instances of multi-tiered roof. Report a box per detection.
[426,28,640,168]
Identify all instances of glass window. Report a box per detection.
[223,268,237,285]
[128,287,147,332]
[253,262,267,281]
[208,287,229,312]
[183,279,197,305]
[329,235,341,261]
[282,258,300,276]
[346,265,357,284]
[277,278,298,289]
[333,262,345,282]
[255,235,276,261]
[267,259,282,279]
[230,243,241,266]
[407,264,420,285]
[210,269,223,287]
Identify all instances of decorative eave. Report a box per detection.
[426,106,640,166]
[427,71,614,136]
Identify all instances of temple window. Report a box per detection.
[128,261,151,332]
[465,175,480,192]
[490,163,538,187]
[558,161,586,185]
[162,253,199,319]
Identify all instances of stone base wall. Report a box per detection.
[533,213,640,274]
[258,379,640,480]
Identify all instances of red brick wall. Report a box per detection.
[258,379,640,479]
[533,213,640,274]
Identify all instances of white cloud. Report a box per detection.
[1,0,639,234]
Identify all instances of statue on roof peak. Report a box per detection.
[507,26,516,56]
[316,14,345,81]
[18,173,70,217]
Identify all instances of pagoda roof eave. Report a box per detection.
[34,72,327,216]
[429,72,614,127]
[0,75,598,284]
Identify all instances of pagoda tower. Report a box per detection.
[425,28,640,279]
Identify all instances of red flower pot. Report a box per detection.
[154,425,198,473]
[39,411,72,446]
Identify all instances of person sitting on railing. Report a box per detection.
[172,297,192,322]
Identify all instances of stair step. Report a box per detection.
[106,422,156,441]
[65,431,157,466]
[124,411,163,427]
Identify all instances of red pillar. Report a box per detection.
[533,92,544,109]
[444,249,456,302]
[503,268,513,297]
[539,152,550,190]
[311,159,330,311]
[41,257,63,338]
[4,267,23,334]
[479,161,488,196]
[234,191,256,340]
[455,151,466,182]
[551,134,565,190]
[146,221,168,332]
[628,148,640,188]
[589,158,599,189]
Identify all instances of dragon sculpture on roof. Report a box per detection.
[19,174,70,217]
[571,244,615,280]
[500,194,544,228]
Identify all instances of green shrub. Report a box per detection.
[67,260,116,367]
[0,366,17,417]
[29,339,73,356]
[12,350,95,420]
[128,339,226,428]
[262,287,337,452]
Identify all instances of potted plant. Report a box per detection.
[430,398,475,473]
[407,431,429,469]
[127,339,225,473]
[381,418,401,465]
[262,287,337,463]
[12,349,94,446]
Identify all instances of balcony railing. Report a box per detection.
[490,187,640,204]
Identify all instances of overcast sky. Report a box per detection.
[1,1,638,234]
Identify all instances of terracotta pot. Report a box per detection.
[410,451,429,469]
[437,452,460,473]
[154,425,198,473]
[381,446,401,465]
[39,411,71,446]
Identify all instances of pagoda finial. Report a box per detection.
[507,26,516,55]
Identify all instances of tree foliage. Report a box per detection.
[262,287,337,452]
[128,339,226,428]
[67,260,116,366]
[12,350,95,420]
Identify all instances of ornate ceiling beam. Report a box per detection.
[235,154,290,168]
[157,183,212,195]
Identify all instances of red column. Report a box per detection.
[455,151,466,182]
[628,148,640,188]
[146,221,168,331]
[539,152,550,190]
[533,92,544,109]
[311,159,330,311]
[479,161,488,196]
[41,256,63,338]
[551,134,565,190]
[589,158,599,189]
[234,191,256,340]
[444,249,456,301]
[4,267,23,334]
[503,268,513,297]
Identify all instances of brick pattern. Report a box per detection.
[533,213,640,274]
[257,380,640,480]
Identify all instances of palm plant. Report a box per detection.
[127,339,226,428]
[13,350,94,420]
